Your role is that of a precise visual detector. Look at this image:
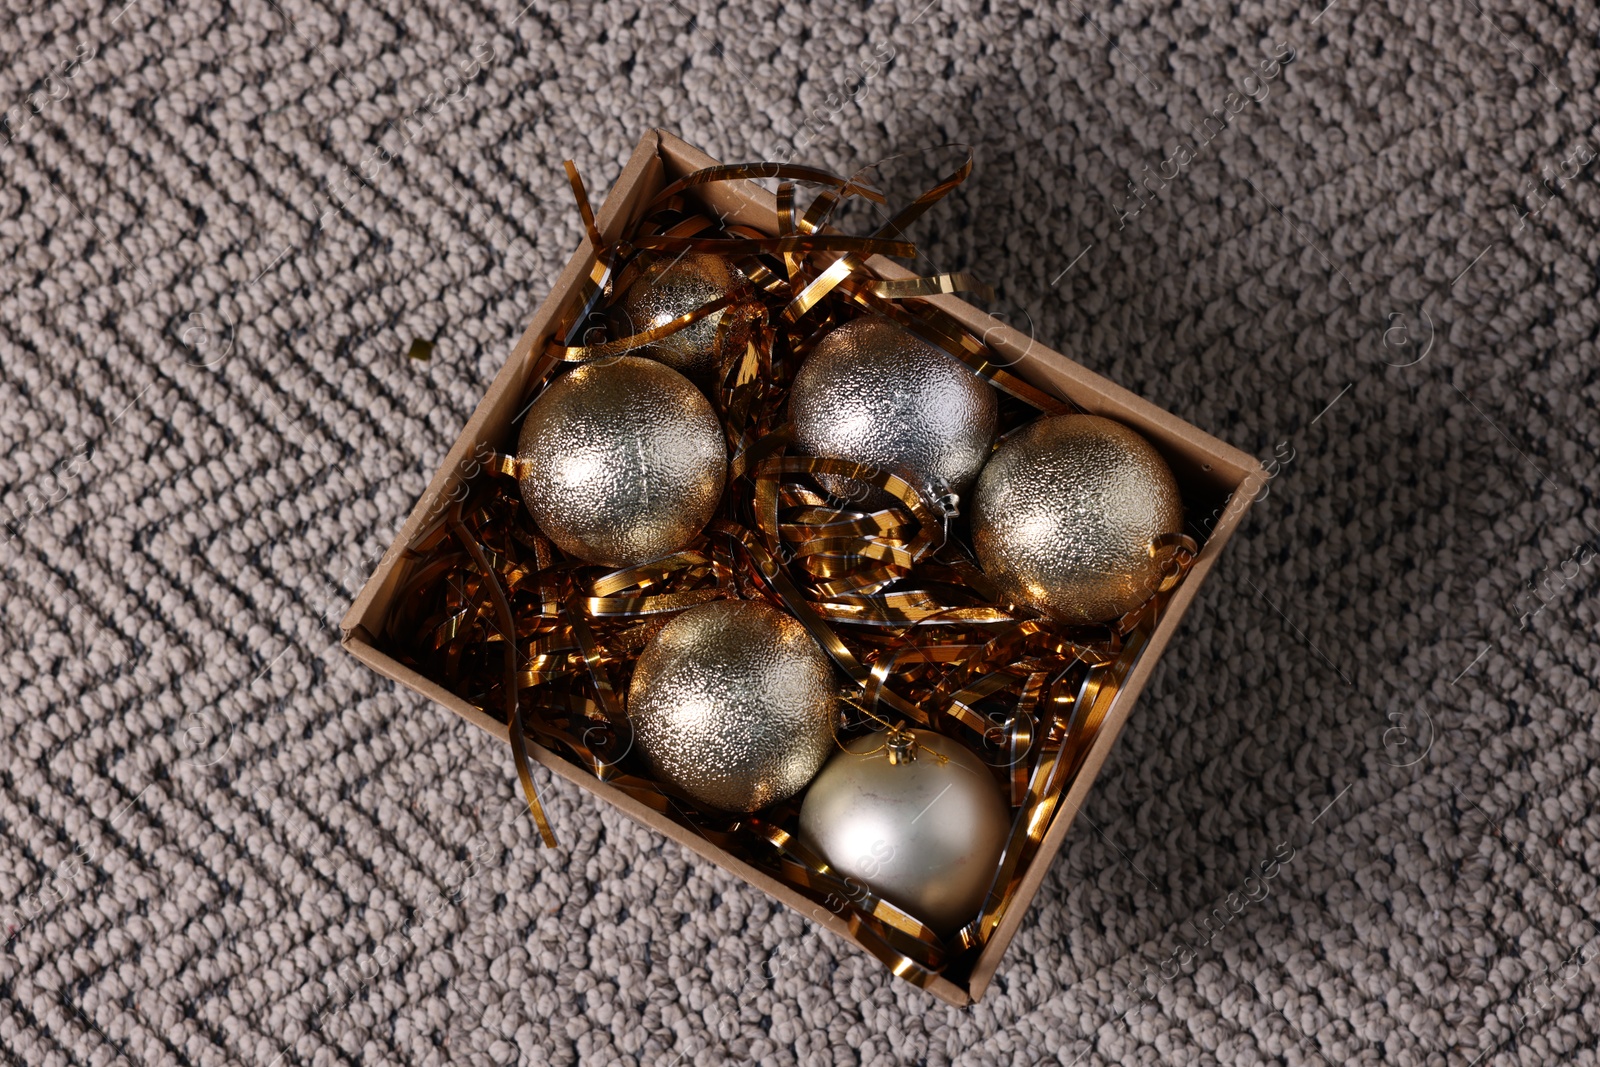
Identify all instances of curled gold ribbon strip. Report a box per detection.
[447,503,557,848]
[782,255,856,324]
[776,149,977,325]
[563,160,607,269]
[862,147,975,244]
[865,272,996,301]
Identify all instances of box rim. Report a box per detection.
[341,127,1266,1008]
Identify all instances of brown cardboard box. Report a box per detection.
[341,129,1263,1006]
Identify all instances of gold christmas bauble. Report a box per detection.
[608,252,754,382]
[516,356,726,568]
[788,315,997,505]
[627,599,838,812]
[972,414,1183,624]
[798,727,1010,934]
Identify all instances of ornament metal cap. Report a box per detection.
[884,726,918,765]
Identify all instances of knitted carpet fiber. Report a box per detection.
[4,0,1600,1064]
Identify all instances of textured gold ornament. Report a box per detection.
[516,356,726,568]
[627,599,838,812]
[798,727,1010,933]
[608,252,754,381]
[788,315,997,505]
[972,414,1183,624]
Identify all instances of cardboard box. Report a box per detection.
[341,129,1262,1006]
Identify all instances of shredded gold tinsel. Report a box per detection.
[382,151,1199,990]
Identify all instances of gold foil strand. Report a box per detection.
[563,160,607,269]
[447,503,557,848]
[865,273,996,301]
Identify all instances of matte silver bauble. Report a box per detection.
[516,356,726,568]
[972,414,1183,624]
[788,315,997,506]
[628,600,838,812]
[798,727,1010,934]
[609,253,754,382]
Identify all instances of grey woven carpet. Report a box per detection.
[4,0,1599,1064]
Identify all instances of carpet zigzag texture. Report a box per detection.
[2,1,1599,1065]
